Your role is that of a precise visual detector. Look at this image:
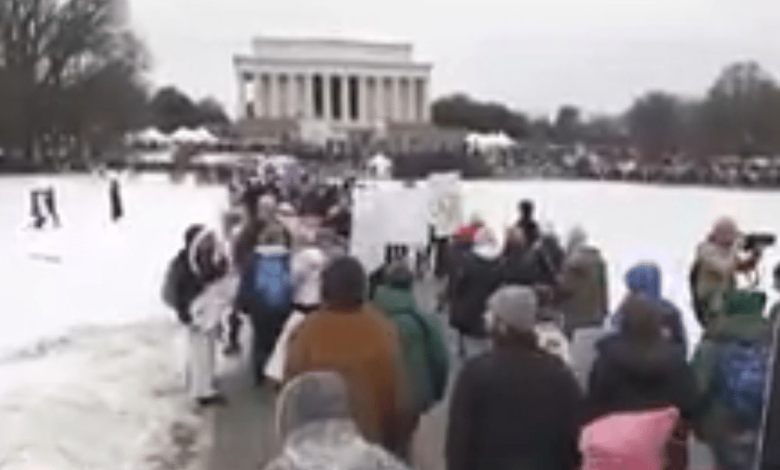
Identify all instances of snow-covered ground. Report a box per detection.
[1,175,780,469]
[0,174,227,470]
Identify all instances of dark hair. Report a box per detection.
[384,262,414,289]
[520,200,534,216]
[184,224,205,247]
[619,294,662,344]
[321,256,366,311]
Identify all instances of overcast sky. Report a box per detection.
[128,0,780,117]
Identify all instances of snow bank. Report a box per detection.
[0,320,211,470]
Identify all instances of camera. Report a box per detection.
[743,233,777,252]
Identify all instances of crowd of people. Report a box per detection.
[161,166,780,470]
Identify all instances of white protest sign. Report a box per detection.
[428,172,463,237]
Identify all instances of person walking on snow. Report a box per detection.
[264,243,329,387]
[285,256,412,458]
[446,286,584,470]
[109,174,124,222]
[611,262,687,358]
[554,226,608,339]
[450,227,503,358]
[372,262,451,437]
[164,225,233,406]
[235,224,294,385]
[263,371,411,470]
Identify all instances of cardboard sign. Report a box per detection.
[427,172,463,238]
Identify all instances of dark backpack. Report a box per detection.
[161,256,181,310]
[251,251,293,315]
[714,341,770,427]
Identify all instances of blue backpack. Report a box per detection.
[715,342,770,427]
[251,252,293,315]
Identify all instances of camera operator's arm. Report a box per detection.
[735,248,761,273]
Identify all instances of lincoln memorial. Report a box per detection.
[233,37,433,143]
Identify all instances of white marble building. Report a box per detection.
[233,37,432,142]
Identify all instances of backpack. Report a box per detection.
[714,341,770,427]
[161,256,181,310]
[251,252,293,315]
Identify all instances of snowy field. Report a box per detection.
[1,175,780,469]
[0,174,227,470]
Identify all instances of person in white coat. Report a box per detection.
[185,227,236,406]
[264,243,328,386]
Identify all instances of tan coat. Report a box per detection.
[285,305,410,451]
[694,241,740,314]
[556,246,609,336]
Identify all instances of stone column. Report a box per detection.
[360,76,371,125]
[374,77,384,125]
[302,74,313,119]
[407,78,417,122]
[420,78,430,122]
[258,74,266,117]
[391,77,401,122]
[237,73,247,118]
[288,75,299,118]
[341,75,350,122]
[322,74,332,121]
[265,73,276,118]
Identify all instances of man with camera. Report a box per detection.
[691,217,774,328]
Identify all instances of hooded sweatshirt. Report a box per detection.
[373,277,450,415]
[264,372,411,470]
[612,264,687,357]
[587,333,700,424]
[449,234,503,338]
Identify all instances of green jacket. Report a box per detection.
[372,286,450,414]
[691,290,772,444]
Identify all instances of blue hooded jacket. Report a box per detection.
[612,264,688,357]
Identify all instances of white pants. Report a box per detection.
[186,327,219,400]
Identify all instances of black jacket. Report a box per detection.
[171,249,206,325]
[447,345,584,470]
[449,252,502,337]
[587,334,701,424]
[500,247,546,287]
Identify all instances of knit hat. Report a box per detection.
[709,217,740,247]
[485,286,538,334]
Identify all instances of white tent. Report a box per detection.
[192,127,220,144]
[465,132,516,151]
[131,128,170,145]
[169,128,200,143]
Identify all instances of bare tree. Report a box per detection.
[0,0,147,168]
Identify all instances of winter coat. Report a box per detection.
[500,246,546,287]
[170,228,226,325]
[372,285,450,415]
[611,264,688,357]
[446,344,584,470]
[291,247,326,307]
[449,251,503,338]
[587,334,700,425]
[556,246,609,336]
[580,406,680,470]
[189,274,239,332]
[690,290,772,446]
[694,240,741,318]
[284,305,411,452]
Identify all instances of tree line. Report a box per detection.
[432,61,780,162]
[0,0,229,170]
